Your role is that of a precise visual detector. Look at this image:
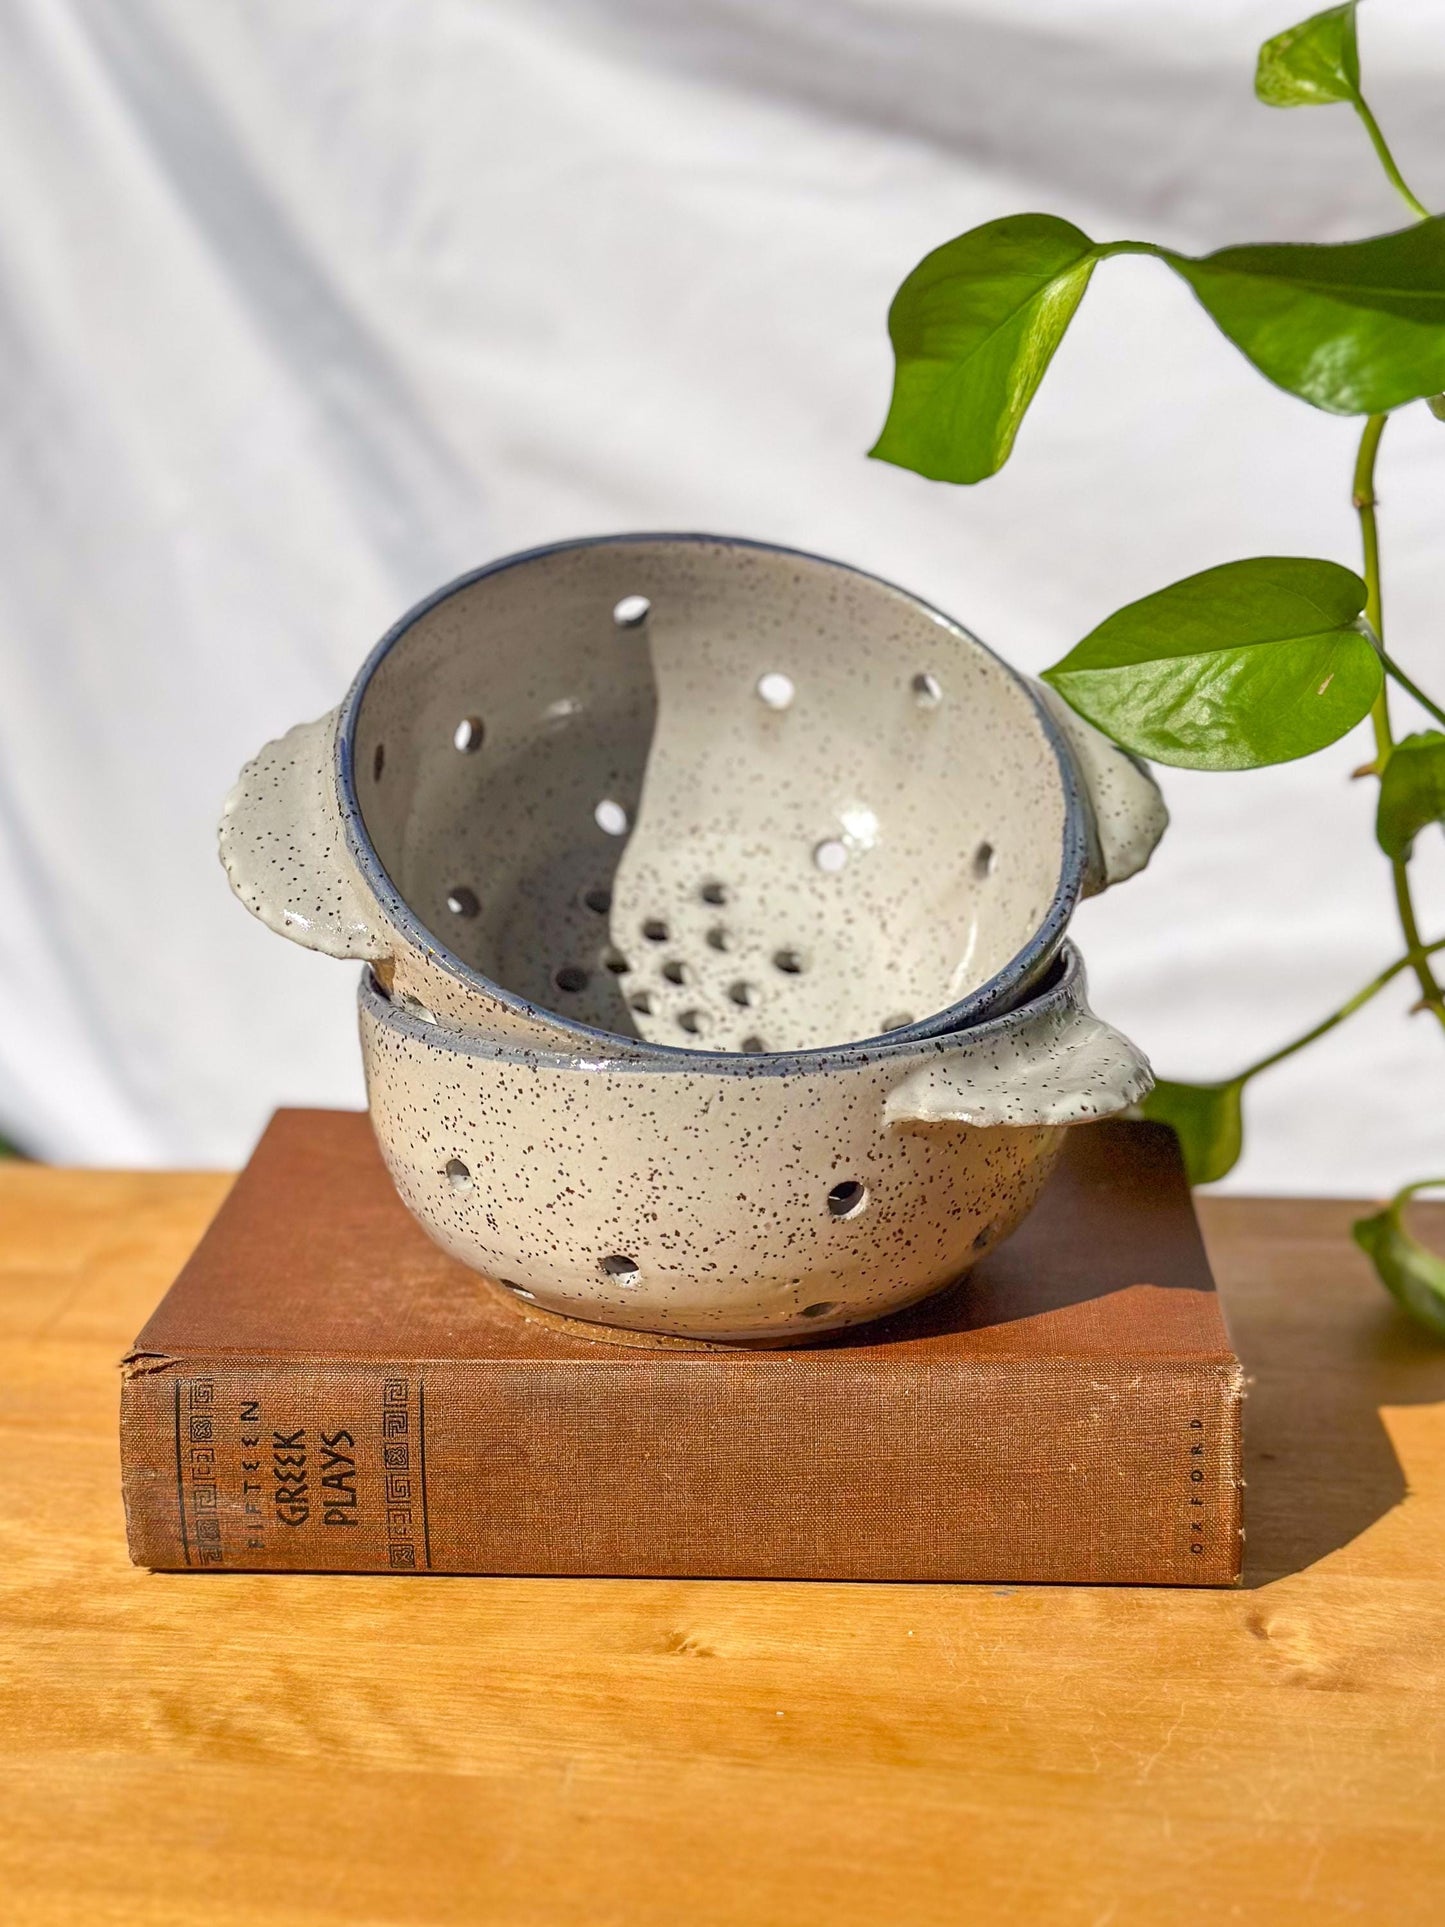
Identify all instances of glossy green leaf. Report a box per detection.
[1377,730,1445,857]
[1353,1181,1445,1338]
[1139,1078,1245,1184]
[1042,556,1381,770]
[870,214,1099,483]
[1163,220,1445,415]
[1255,3,1359,108]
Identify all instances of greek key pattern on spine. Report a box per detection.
[184,1377,224,1565]
[380,1377,430,1568]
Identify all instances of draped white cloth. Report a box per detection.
[1,0,1441,1187]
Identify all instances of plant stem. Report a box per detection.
[1095,239,1169,264]
[1236,936,1445,1082]
[1398,1177,1445,1204]
[1353,413,1387,637]
[1352,95,1431,220]
[1352,413,1445,1033]
[1380,650,1445,730]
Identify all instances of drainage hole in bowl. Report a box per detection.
[700,880,728,905]
[706,925,731,953]
[882,1012,914,1032]
[728,980,757,1007]
[601,1254,640,1282]
[501,1281,537,1302]
[445,1158,472,1192]
[756,671,795,711]
[662,958,687,985]
[372,742,385,782]
[583,886,611,914]
[813,839,848,874]
[973,841,995,879]
[446,885,479,918]
[740,1034,767,1053]
[801,1301,839,1319]
[643,918,669,943]
[554,964,589,994]
[454,716,485,753]
[912,672,943,707]
[629,990,653,1015]
[972,1221,1000,1251]
[400,994,438,1025]
[827,1180,869,1220]
[677,1008,705,1034]
[613,594,650,628]
[603,948,630,975]
[773,948,804,975]
[595,798,629,836]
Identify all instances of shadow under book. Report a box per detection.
[120,1111,1243,1584]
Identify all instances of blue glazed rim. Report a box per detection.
[335,532,1090,1062]
[358,943,1085,1079]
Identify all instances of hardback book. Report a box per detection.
[120,1110,1244,1585]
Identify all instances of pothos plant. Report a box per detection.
[871,1,1445,1333]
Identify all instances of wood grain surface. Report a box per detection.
[2,1165,1443,1926]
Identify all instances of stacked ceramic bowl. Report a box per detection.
[221,536,1165,1341]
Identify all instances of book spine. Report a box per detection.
[121,1355,1243,1584]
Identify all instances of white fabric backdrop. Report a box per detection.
[0,0,1441,1187]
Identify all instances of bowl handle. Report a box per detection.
[218,709,389,961]
[1029,680,1168,896]
[885,999,1152,1131]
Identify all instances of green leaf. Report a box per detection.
[1353,1180,1445,1338]
[1376,730,1445,857]
[870,214,1100,483]
[1042,556,1382,770]
[1162,221,1445,415]
[1255,3,1359,108]
[1139,1078,1245,1184]
[1429,393,1445,420]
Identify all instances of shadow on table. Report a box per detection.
[1239,1293,1445,1587]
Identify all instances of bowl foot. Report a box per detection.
[475,1272,826,1351]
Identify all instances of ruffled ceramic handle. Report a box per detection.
[218,709,389,961]
[1029,679,1168,896]
[885,994,1152,1131]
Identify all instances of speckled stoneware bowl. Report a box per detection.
[358,943,1151,1341]
[220,535,1165,1056]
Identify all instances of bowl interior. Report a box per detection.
[351,539,1069,1052]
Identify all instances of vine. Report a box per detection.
[870,3,1445,1331]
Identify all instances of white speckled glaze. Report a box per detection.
[219,535,1166,1057]
[358,943,1151,1341]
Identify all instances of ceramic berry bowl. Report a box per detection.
[220,534,1165,1055]
[358,942,1150,1342]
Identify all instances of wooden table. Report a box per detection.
[2,1169,1443,1925]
